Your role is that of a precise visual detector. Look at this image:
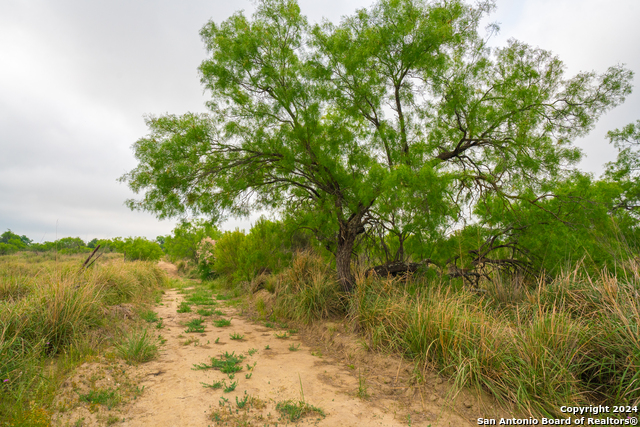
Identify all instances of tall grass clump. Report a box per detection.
[348,266,640,417]
[0,253,167,424]
[273,252,342,323]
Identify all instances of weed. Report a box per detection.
[157,335,167,345]
[228,373,235,379]
[311,350,322,357]
[245,373,252,379]
[177,302,191,313]
[215,337,220,343]
[236,395,249,408]
[264,321,276,328]
[140,309,159,323]
[357,369,369,399]
[275,400,325,422]
[192,351,244,373]
[196,308,213,316]
[185,288,217,306]
[78,388,120,410]
[114,329,158,364]
[213,318,231,327]
[155,318,164,329]
[181,337,199,346]
[288,343,300,351]
[265,345,270,350]
[224,381,238,393]
[184,318,206,333]
[287,329,298,334]
[229,332,244,340]
[274,332,289,339]
[201,380,225,389]
[247,348,258,356]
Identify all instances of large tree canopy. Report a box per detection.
[121,0,632,291]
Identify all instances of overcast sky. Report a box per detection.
[1,0,638,243]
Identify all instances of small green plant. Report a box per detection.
[155,318,164,329]
[196,308,213,316]
[157,335,167,345]
[114,329,158,364]
[265,345,270,350]
[140,309,159,323]
[264,321,276,328]
[215,337,220,343]
[246,362,257,371]
[185,288,217,305]
[224,381,238,393]
[201,380,224,389]
[236,395,249,409]
[219,396,229,407]
[192,351,245,373]
[229,332,244,340]
[213,318,231,327]
[311,350,322,357]
[245,373,252,379]
[275,400,325,422]
[274,332,289,339]
[78,388,120,410]
[227,373,235,379]
[287,329,298,335]
[177,302,191,313]
[357,369,369,399]
[247,348,258,356]
[185,318,206,333]
[288,343,300,351]
[181,337,199,346]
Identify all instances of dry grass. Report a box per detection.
[0,252,167,425]
[252,250,640,419]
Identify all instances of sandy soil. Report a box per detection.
[52,267,509,426]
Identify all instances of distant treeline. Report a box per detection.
[0,230,164,261]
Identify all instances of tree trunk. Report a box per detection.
[335,217,362,293]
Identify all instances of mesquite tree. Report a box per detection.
[121,0,632,292]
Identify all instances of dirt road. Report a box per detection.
[53,285,498,426]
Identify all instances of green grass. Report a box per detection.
[0,252,169,425]
[184,288,217,306]
[223,381,238,393]
[192,351,245,374]
[177,302,191,313]
[275,400,325,422]
[196,308,214,316]
[201,380,225,389]
[140,309,159,323]
[236,395,248,408]
[78,388,120,409]
[114,329,159,364]
[184,318,206,333]
[213,318,231,327]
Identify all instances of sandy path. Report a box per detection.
[113,288,476,427]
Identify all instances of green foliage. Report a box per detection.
[121,0,632,291]
[275,400,325,422]
[122,237,164,261]
[164,219,221,262]
[0,230,28,255]
[95,237,163,261]
[604,119,640,220]
[114,329,159,364]
[212,217,296,284]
